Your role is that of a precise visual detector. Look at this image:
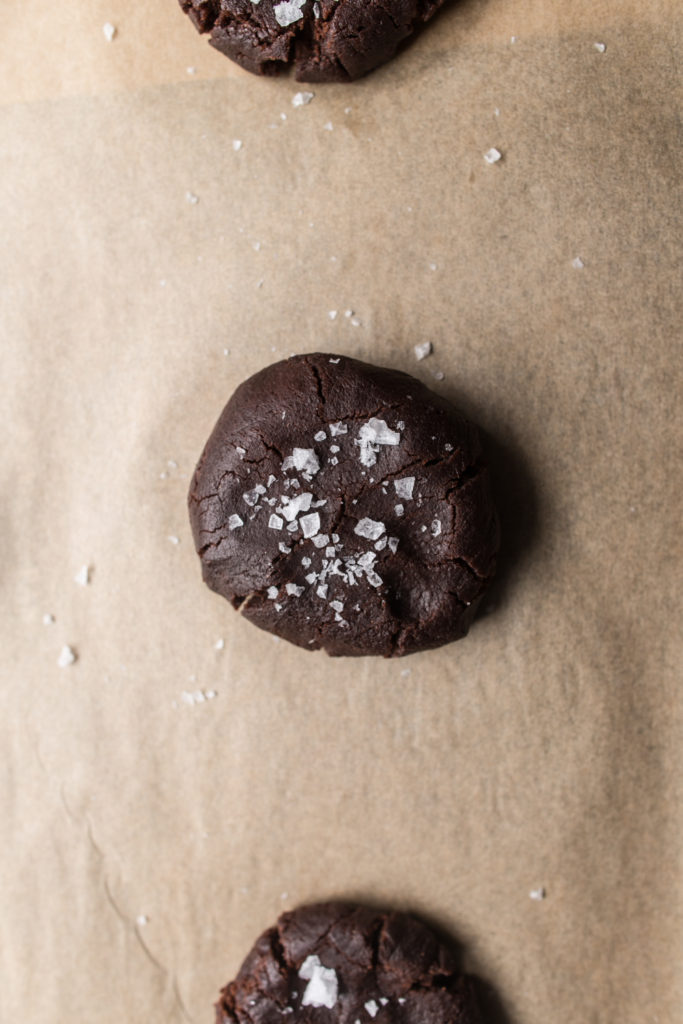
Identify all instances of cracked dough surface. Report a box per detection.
[188,353,498,657]
[215,902,482,1024]
[178,0,449,82]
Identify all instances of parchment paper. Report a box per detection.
[2,2,681,1023]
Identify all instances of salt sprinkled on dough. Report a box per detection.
[414,341,432,361]
[292,90,314,107]
[102,22,116,42]
[282,448,320,477]
[269,514,284,530]
[394,477,415,500]
[354,518,386,541]
[395,504,405,516]
[300,512,321,538]
[74,564,91,586]
[228,514,244,530]
[430,519,442,537]
[274,0,305,26]
[298,955,338,1009]
[312,533,330,548]
[483,147,502,164]
[314,430,327,441]
[329,422,347,436]
[286,583,304,597]
[267,587,279,599]
[278,542,291,554]
[364,1000,379,1018]
[356,418,401,467]
[57,645,77,668]
[279,492,313,521]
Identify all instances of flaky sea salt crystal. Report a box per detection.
[572,256,585,269]
[279,492,313,521]
[314,430,327,441]
[267,587,279,599]
[300,512,321,538]
[484,147,502,164]
[354,518,386,541]
[364,1001,379,1018]
[57,645,77,668]
[329,422,347,436]
[594,41,606,52]
[299,955,338,1009]
[395,504,405,516]
[233,139,243,151]
[274,0,305,25]
[286,583,304,597]
[316,584,328,599]
[74,565,91,586]
[394,477,415,500]
[430,519,442,537]
[292,90,314,107]
[103,22,116,42]
[414,341,432,361]
[228,514,243,530]
[269,514,284,530]
[282,448,320,477]
[529,887,546,901]
[356,418,400,467]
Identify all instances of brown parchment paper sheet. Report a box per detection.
[1,2,682,1022]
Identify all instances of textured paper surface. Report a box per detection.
[2,2,682,1023]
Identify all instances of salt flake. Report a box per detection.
[269,514,284,530]
[354,518,386,541]
[103,22,116,42]
[484,147,502,164]
[300,512,321,538]
[299,955,338,1009]
[394,477,415,500]
[365,1001,379,1018]
[356,418,401,467]
[74,564,91,586]
[286,583,304,597]
[57,645,77,668]
[282,448,320,477]
[292,90,314,107]
[228,514,244,530]
[414,341,432,361]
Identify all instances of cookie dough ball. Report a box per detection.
[215,902,482,1024]
[178,0,449,82]
[188,353,498,658]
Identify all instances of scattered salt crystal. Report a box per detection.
[329,422,347,436]
[228,514,243,530]
[366,571,383,588]
[314,430,327,441]
[267,587,279,599]
[74,565,91,586]
[344,309,353,318]
[433,370,445,381]
[300,512,321,538]
[214,638,225,650]
[529,887,546,901]
[414,341,432,360]
[299,955,338,1009]
[302,556,312,567]
[187,66,196,74]
[286,522,298,532]
[186,191,199,204]
[269,514,284,530]
[57,645,77,668]
[572,256,585,269]
[388,537,399,554]
[379,1000,389,1007]
[233,139,243,151]
[350,316,361,327]
[323,121,333,131]
[354,518,386,541]
[395,504,405,516]
[484,147,502,164]
[356,418,401,467]
[328,357,340,363]
[394,477,415,500]
[444,443,454,452]
[330,600,344,613]
[282,448,320,477]
[305,572,318,584]
[274,0,305,26]
[279,492,313,521]
[316,584,329,599]
[430,519,442,537]
[374,536,388,551]
[286,583,304,597]
[292,90,314,107]
[43,613,55,625]
[594,42,606,53]
[365,1001,379,1018]
[328,310,338,321]
[312,534,330,548]
[168,536,180,545]
[136,915,149,926]
[103,22,116,42]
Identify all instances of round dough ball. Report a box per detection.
[215,902,483,1024]
[188,353,498,657]
[178,0,449,83]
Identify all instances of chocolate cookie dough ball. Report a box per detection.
[178,0,449,83]
[215,902,482,1024]
[188,353,498,657]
